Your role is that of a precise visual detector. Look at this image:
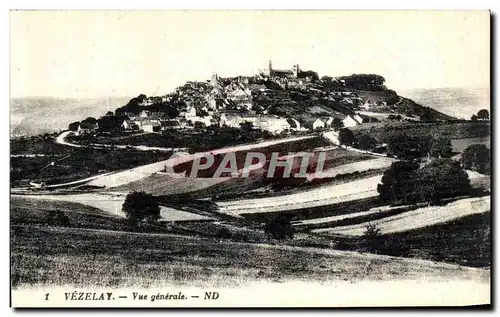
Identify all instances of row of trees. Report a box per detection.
[377,159,472,205]
[340,129,490,174]
[471,109,489,121]
[114,94,180,117]
[336,74,386,91]
[339,129,454,159]
[68,113,130,133]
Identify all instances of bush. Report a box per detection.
[339,128,355,146]
[461,144,490,175]
[429,137,453,158]
[264,215,295,240]
[46,210,70,227]
[122,191,161,225]
[360,224,382,253]
[363,223,381,238]
[215,227,232,239]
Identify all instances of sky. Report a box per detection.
[10,10,490,98]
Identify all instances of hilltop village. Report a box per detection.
[70,61,453,138]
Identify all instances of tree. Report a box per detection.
[377,159,471,205]
[332,117,344,131]
[337,74,386,90]
[357,135,377,151]
[429,137,453,158]
[298,70,319,81]
[377,161,420,203]
[461,144,491,175]
[361,224,383,253]
[477,109,489,120]
[239,121,254,134]
[387,133,432,160]
[339,128,355,146]
[415,159,471,205]
[68,121,80,131]
[264,215,295,240]
[83,117,98,124]
[137,94,147,102]
[161,106,180,119]
[98,115,123,132]
[122,191,161,225]
[471,114,478,121]
[419,108,435,122]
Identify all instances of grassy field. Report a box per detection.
[10,139,169,187]
[352,121,490,143]
[175,147,375,200]
[315,196,490,236]
[10,194,491,289]
[331,212,491,268]
[451,137,490,153]
[11,225,489,289]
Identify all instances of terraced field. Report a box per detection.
[309,157,394,180]
[314,196,490,236]
[11,195,214,223]
[217,175,383,215]
[85,135,322,189]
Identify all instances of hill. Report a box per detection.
[10,96,131,137]
[111,73,455,127]
[11,195,489,289]
[10,74,458,139]
[399,87,490,120]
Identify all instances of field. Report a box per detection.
[217,175,383,216]
[332,212,491,268]
[11,196,215,225]
[175,147,377,199]
[451,137,490,153]
[71,126,289,153]
[10,125,492,292]
[314,196,490,236]
[10,137,169,187]
[11,225,489,289]
[10,187,491,289]
[352,121,490,143]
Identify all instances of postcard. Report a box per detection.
[10,10,491,308]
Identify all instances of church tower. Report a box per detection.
[210,73,219,86]
[292,64,300,78]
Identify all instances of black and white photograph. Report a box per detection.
[9,10,491,307]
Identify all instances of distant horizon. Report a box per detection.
[10,85,490,100]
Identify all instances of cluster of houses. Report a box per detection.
[117,107,367,135]
[219,112,366,134]
[74,62,379,137]
[121,108,215,133]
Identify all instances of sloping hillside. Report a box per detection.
[12,225,489,289]
[110,73,455,127]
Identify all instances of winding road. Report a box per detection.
[55,130,188,152]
